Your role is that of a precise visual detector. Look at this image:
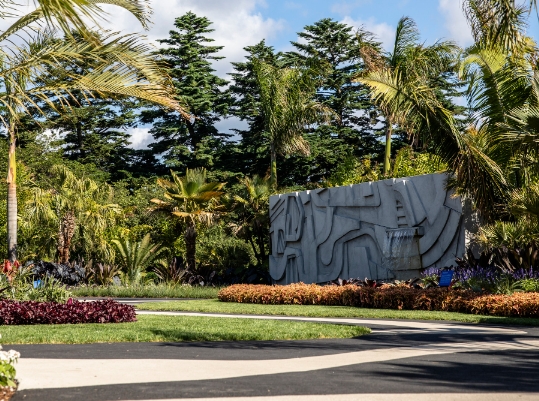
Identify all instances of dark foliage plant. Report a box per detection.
[31,261,85,286]
[218,264,271,286]
[0,299,136,325]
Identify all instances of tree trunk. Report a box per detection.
[57,211,76,264]
[7,128,17,262]
[184,220,197,272]
[270,141,277,187]
[383,119,393,176]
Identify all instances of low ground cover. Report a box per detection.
[71,284,221,299]
[136,299,539,326]
[218,284,539,318]
[0,315,369,344]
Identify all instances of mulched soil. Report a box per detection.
[0,387,15,401]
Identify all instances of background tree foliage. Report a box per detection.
[2,2,537,284]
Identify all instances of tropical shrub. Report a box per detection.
[26,277,72,303]
[196,225,256,281]
[87,263,122,286]
[1,265,72,303]
[218,283,539,318]
[31,260,85,286]
[0,300,136,325]
[153,257,189,284]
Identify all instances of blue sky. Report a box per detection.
[263,0,466,50]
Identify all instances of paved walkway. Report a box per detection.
[11,311,539,400]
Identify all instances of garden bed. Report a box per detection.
[218,284,539,318]
[0,300,136,325]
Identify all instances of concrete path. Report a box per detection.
[10,311,539,401]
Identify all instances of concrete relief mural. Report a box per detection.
[269,173,466,284]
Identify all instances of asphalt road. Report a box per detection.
[9,317,539,401]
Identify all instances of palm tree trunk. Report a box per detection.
[185,220,197,271]
[58,211,76,264]
[383,119,393,176]
[270,141,277,187]
[7,127,17,262]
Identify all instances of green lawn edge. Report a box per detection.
[70,285,221,299]
[136,299,539,327]
[0,314,370,345]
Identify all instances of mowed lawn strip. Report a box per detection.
[136,299,539,326]
[71,285,221,299]
[0,315,369,344]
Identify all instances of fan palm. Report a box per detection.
[112,233,163,284]
[252,58,335,186]
[0,0,185,262]
[356,16,459,175]
[150,168,225,272]
[231,175,271,266]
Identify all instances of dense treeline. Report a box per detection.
[1,1,539,285]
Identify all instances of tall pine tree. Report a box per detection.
[141,12,231,171]
[281,19,384,180]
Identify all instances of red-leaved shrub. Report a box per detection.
[218,284,539,318]
[0,299,136,325]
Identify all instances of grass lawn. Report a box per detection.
[0,314,369,344]
[136,299,539,326]
[71,284,221,299]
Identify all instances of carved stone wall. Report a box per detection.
[269,173,466,284]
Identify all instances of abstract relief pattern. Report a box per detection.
[269,173,465,284]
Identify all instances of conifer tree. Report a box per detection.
[284,19,384,164]
[141,12,231,170]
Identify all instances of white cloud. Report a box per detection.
[341,16,395,51]
[128,127,153,150]
[101,0,285,77]
[438,0,474,46]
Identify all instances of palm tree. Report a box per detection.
[356,16,459,175]
[252,58,335,186]
[23,165,121,263]
[150,168,225,272]
[462,0,538,54]
[356,4,539,221]
[112,234,163,284]
[0,0,184,262]
[231,175,271,266]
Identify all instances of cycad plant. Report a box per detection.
[112,233,163,284]
[151,168,225,272]
[252,58,335,186]
[0,0,184,262]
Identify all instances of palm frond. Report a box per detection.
[462,0,531,52]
